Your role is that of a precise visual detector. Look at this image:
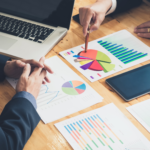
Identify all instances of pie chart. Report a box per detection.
[62,81,86,95]
[78,49,115,72]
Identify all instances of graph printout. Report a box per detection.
[60,30,150,82]
[55,103,150,150]
[6,56,103,124]
[127,99,150,133]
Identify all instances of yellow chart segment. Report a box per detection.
[79,60,93,65]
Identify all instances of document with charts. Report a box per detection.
[55,103,150,150]
[6,56,103,124]
[60,30,150,82]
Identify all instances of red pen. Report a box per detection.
[85,25,90,53]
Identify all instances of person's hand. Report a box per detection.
[79,0,112,36]
[4,57,53,83]
[16,57,47,99]
[134,21,150,39]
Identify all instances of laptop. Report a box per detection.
[0,0,74,60]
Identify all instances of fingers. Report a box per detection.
[137,33,150,39]
[134,28,150,33]
[40,69,47,81]
[90,15,104,33]
[21,64,31,78]
[21,59,44,68]
[44,74,50,83]
[83,11,93,36]
[32,57,45,76]
[43,63,53,74]
[80,7,94,36]
[134,22,150,39]
[135,21,150,29]
[15,60,26,67]
[134,24,150,38]
[21,57,52,84]
[42,80,46,84]
[21,57,53,74]
[79,7,87,26]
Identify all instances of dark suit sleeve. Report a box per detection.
[0,54,40,150]
[0,54,10,82]
[0,97,40,150]
[113,0,143,14]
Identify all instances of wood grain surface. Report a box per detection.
[0,1,150,150]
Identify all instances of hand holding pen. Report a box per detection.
[79,0,112,36]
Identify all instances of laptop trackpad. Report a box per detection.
[0,35,17,50]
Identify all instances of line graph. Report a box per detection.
[37,85,61,106]
[47,91,59,104]
[42,85,60,104]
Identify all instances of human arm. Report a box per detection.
[0,57,47,150]
[113,0,142,14]
[79,0,112,36]
[0,54,10,82]
[0,95,40,150]
[79,0,142,36]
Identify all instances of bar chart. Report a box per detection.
[64,114,123,150]
[55,103,150,150]
[60,30,150,82]
[98,40,148,64]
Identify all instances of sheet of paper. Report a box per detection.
[55,103,150,150]
[127,99,150,133]
[6,56,103,124]
[60,30,150,82]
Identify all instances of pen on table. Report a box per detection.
[85,24,90,53]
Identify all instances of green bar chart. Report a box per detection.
[55,103,150,150]
[60,30,150,82]
[98,40,148,64]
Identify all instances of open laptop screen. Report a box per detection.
[0,0,74,29]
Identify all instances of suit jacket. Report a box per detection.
[113,0,142,14]
[0,54,40,150]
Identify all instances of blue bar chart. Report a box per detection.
[60,30,150,82]
[63,114,123,150]
[98,40,148,64]
[55,103,150,150]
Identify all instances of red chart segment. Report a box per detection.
[79,50,98,60]
[78,49,115,72]
[89,60,104,71]
[75,88,85,94]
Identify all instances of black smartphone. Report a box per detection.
[73,14,80,24]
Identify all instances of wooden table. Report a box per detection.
[0,1,150,150]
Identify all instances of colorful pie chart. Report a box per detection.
[78,49,115,72]
[62,81,86,95]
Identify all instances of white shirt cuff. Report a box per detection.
[106,0,117,15]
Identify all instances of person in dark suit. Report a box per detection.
[0,54,53,150]
[79,0,150,39]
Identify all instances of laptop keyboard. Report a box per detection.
[0,15,54,43]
